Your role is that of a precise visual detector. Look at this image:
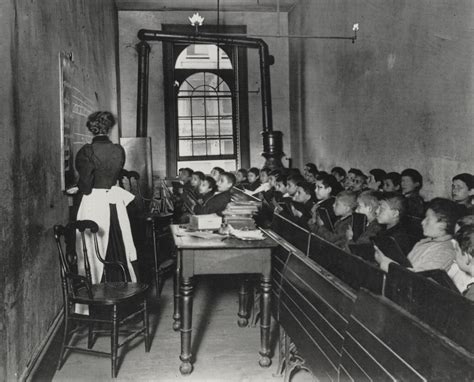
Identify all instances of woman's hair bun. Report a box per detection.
[86,111,115,135]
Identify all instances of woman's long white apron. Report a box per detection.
[75,186,137,314]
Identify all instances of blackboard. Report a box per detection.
[59,52,98,191]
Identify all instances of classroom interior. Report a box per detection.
[1,0,473,381]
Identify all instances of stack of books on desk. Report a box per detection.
[222,202,259,230]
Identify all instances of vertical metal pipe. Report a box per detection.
[259,44,273,132]
[136,41,151,137]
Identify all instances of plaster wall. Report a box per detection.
[289,0,474,200]
[0,0,119,379]
[118,11,290,176]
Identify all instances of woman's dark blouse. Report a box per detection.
[75,136,125,195]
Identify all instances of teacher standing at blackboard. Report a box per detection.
[75,111,137,285]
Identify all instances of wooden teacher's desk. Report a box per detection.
[170,225,278,375]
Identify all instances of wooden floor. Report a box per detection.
[33,275,313,382]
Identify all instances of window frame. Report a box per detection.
[162,24,249,177]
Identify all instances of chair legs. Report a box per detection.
[57,308,70,371]
[143,299,150,352]
[111,305,119,378]
[87,322,95,349]
[57,300,150,379]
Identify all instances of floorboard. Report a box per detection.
[33,275,314,381]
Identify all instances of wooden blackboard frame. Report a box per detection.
[59,52,98,192]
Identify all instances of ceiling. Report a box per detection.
[115,0,297,12]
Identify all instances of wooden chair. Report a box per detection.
[53,220,150,378]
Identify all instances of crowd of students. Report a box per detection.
[172,163,474,300]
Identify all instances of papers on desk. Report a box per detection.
[228,225,265,241]
[175,226,226,240]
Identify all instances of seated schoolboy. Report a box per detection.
[455,214,474,232]
[346,190,382,245]
[274,174,290,202]
[401,168,425,217]
[179,167,193,185]
[331,167,346,188]
[448,224,474,300]
[368,169,387,191]
[235,168,249,190]
[375,198,458,273]
[244,167,261,192]
[194,172,235,216]
[344,168,362,190]
[305,167,319,184]
[303,162,318,181]
[452,173,474,215]
[351,171,368,193]
[373,192,414,256]
[286,174,305,199]
[382,172,401,193]
[192,176,216,213]
[174,168,194,214]
[210,166,225,182]
[263,169,283,201]
[311,190,357,249]
[246,167,271,196]
[289,181,315,228]
[308,174,341,231]
[191,171,205,195]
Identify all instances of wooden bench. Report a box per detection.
[279,249,356,380]
[340,288,474,381]
[267,215,473,381]
[270,212,311,254]
[385,263,474,354]
[308,233,385,294]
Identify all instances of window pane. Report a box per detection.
[220,139,234,155]
[193,140,206,156]
[207,140,221,155]
[206,97,219,116]
[220,98,232,114]
[179,81,193,93]
[179,119,192,137]
[178,98,191,116]
[175,44,232,70]
[179,140,193,156]
[204,73,218,87]
[206,119,219,136]
[193,119,206,137]
[187,73,205,88]
[220,118,233,135]
[192,98,204,116]
[217,80,230,92]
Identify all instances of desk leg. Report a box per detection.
[179,277,194,375]
[173,252,181,331]
[259,275,272,368]
[238,278,249,327]
[151,221,160,291]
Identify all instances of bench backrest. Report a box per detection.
[385,263,474,353]
[270,212,310,254]
[271,244,293,320]
[280,251,355,380]
[340,289,474,381]
[308,233,385,294]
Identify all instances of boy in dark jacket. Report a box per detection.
[311,190,357,249]
[401,168,425,218]
[374,192,415,256]
[194,172,235,216]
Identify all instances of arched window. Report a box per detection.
[175,45,237,173]
[162,25,250,176]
